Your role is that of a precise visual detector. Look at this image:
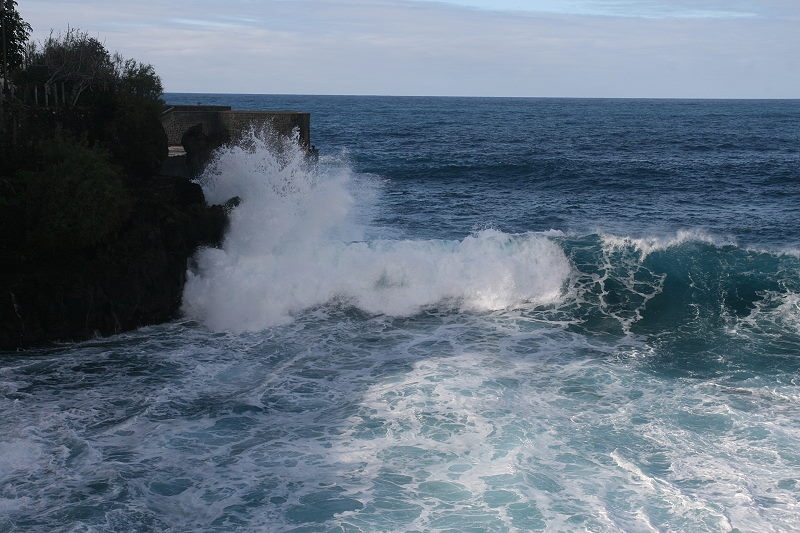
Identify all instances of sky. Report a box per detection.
[18,0,800,98]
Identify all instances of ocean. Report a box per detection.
[2,95,799,532]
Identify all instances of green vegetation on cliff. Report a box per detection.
[1,10,227,350]
[3,26,168,175]
[21,139,132,253]
[1,23,170,264]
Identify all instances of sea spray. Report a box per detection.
[182,128,572,331]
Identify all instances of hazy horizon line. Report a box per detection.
[163,92,800,101]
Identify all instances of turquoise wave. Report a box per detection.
[557,233,800,375]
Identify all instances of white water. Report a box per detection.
[5,316,800,531]
[182,129,571,332]
[599,229,724,259]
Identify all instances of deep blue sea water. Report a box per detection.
[2,96,800,532]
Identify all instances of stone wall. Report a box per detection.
[161,106,311,147]
[161,106,231,146]
[221,111,311,146]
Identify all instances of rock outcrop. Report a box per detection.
[0,175,227,351]
[181,123,229,177]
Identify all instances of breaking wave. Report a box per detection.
[182,130,571,331]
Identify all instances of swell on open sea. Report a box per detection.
[2,96,800,532]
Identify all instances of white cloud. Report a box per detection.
[433,0,765,18]
[18,0,800,97]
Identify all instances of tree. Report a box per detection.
[3,26,166,175]
[30,28,116,106]
[1,0,31,92]
[114,54,163,101]
[23,29,164,107]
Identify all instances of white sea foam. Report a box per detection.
[731,289,800,338]
[0,439,43,479]
[599,229,724,259]
[3,307,800,531]
[774,247,800,258]
[183,129,571,332]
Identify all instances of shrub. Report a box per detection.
[104,92,168,176]
[23,137,133,254]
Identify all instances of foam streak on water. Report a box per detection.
[2,316,800,531]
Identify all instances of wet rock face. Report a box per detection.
[0,176,228,351]
[181,123,229,178]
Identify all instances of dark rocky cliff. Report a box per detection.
[0,26,232,351]
[0,102,229,352]
[0,174,227,351]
